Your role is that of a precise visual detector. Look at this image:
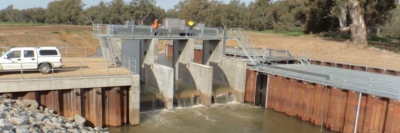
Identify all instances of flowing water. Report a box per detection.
[128,51,334,133]
[174,80,200,107]
[108,103,334,133]
[212,82,236,103]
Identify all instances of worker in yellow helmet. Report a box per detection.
[188,20,195,36]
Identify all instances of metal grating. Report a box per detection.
[250,64,400,100]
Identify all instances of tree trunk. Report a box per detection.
[338,4,348,35]
[348,0,367,45]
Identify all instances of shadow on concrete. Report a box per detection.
[202,42,218,65]
[209,62,229,85]
[177,63,196,89]
[140,64,163,113]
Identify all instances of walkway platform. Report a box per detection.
[250,64,400,100]
[0,58,132,80]
[193,45,299,63]
[94,25,228,40]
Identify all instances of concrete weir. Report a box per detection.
[165,40,247,103]
[173,39,213,106]
[201,40,247,103]
[0,75,140,127]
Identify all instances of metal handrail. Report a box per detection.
[0,47,99,58]
[0,59,136,80]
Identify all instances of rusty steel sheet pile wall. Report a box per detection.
[194,49,203,64]
[262,74,400,133]
[166,44,173,58]
[1,87,131,128]
[244,69,257,103]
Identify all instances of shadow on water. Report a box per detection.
[108,103,335,133]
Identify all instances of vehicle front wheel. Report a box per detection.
[39,63,52,74]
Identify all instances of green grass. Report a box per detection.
[0,22,46,27]
[261,30,307,36]
[66,30,72,34]
[0,38,3,42]
[51,31,61,34]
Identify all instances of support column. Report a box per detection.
[129,75,140,125]
[121,39,141,74]
[189,63,213,106]
[173,39,194,80]
[202,40,222,65]
[152,64,174,110]
[140,39,159,81]
[211,58,247,102]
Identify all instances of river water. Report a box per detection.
[109,51,333,133]
[108,103,333,133]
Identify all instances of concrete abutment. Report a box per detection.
[0,75,140,127]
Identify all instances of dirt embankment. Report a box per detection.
[0,26,99,56]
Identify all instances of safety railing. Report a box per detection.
[225,46,294,59]
[0,58,136,80]
[92,24,223,39]
[0,47,99,58]
[289,50,400,71]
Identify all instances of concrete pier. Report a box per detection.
[202,40,247,102]
[173,39,213,106]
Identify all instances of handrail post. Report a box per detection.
[128,57,131,75]
[123,55,126,68]
[107,60,109,76]
[80,61,83,78]
[52,65,54,79]
[20,63,23,80]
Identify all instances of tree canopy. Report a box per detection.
[0,0,399,44]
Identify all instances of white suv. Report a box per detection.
[0,47,63,74]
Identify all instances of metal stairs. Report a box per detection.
[94,24,121,67]
[229,28,264,65]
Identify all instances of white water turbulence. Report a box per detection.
[212,82,237,103]
[108,103,335,133]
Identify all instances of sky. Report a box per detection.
[0,0,255,10]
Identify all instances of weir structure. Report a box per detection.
[165,36,400,132]
[92,23,249,110]
[0,56,140,127]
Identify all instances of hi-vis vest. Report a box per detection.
[153,21,159,29]
[188,21,194,27]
